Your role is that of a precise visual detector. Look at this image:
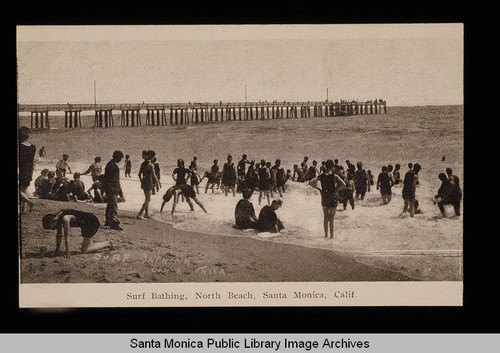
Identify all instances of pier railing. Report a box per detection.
[18,100,387,129]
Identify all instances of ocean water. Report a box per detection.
[21,105,464,280]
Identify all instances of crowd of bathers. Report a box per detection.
[28,149,463,255]
[31,151,462,221]
[19,122,462,258]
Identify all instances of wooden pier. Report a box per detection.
[18,100,387,129]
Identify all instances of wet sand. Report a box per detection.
[20,198,410,283]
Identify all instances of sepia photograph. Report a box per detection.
[17,24,464,308]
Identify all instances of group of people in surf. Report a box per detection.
[24,140,462,257]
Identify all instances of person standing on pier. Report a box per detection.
[103,150,125,230]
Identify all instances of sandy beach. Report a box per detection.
[18,105,464,283]
[20,198,411,283]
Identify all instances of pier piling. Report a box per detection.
[20,99,387,129]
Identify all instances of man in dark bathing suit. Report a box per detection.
[42,209,114,258]
[160,184,207,215]
[377,166,394,205]
[221,155,237,197]
[309,159,346,239]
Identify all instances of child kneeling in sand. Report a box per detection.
[42,209,114,258]
[160,184,208,215]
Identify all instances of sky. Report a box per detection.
[16,24,463,106]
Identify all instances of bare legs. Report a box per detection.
[322,206,337,239]
[137,189,152,219]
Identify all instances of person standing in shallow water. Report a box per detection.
[237,154,250,192]
[205,159,220,194]
[402,163,420,217]
[377,166,393,205]
[354,162,369,200]
[56,154,72,179]
[221,155,237,197]
[258,160,272,205]
[393,164,402,185]
[446,167,462,212]
[172,159,191,186]
[309,159,346,239]
[137,150,159,220]
[83,156,102,183]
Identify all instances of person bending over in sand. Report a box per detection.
[434,172,461,218]
[42,209,114,259]
[256,199,284,233]
[234,188,258,230]
[160,184,207,215]
[309,159,346,239]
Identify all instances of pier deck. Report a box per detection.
[18,100,387,129]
